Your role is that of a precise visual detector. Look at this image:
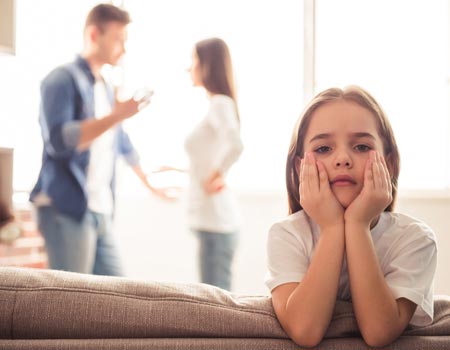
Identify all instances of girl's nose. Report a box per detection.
[334,152,352,168]
[336,160,351,167]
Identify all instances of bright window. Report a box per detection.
[119,0,303,192]
[0,0,101,190]
[1,0,449,192]
[316,0,450,190]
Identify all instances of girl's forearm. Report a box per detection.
[283,226,345,345]
[345,222,411,347]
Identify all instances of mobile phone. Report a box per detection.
[133,88,154,110]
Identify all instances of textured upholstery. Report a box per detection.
[0,267,449,349]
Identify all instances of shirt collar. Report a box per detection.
[75,55,96,84]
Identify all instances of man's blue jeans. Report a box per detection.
[195,230,238,291]
[36,206,123,276]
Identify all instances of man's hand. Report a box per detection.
[148,186,182,200]
[111,98,142,121]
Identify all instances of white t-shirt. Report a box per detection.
[86,80,115,215]
[184,94,243,233]
[265,210,437,326]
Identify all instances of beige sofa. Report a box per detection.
[0,267,449,349]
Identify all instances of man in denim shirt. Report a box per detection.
[30,4,165,275]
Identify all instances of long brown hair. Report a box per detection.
[286,86,400,214]
[195,38,239,121]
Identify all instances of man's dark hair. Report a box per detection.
[85,4,130,32]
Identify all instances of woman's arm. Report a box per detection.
[344,151,416,347]
[272,153,345,347]
[208,98,243,177]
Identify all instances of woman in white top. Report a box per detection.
[184,38,243,291]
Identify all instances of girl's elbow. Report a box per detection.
[290,332,324,348]
[286,324,325,348]
[361,326,399,348]
[46,128,77,159]
[363,335,393,348]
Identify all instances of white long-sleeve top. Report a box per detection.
[184,94,243,233]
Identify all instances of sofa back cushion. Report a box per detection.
[0,267,449,340]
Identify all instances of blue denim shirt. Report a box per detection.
[30,55,139,221]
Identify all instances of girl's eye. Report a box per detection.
[355,144,371,152]
[314,146,331,154]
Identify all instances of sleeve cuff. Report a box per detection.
[390,286,433,327]
[265,272,304,292]
[62,121,81,149]
[123,150,140,167]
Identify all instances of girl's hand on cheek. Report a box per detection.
[299,152,344,230]
[345,151,393,227]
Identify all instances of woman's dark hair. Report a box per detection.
[195,38,239,121]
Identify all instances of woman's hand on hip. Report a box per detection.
[204,170,225,194]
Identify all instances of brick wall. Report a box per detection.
[0,207,48,268]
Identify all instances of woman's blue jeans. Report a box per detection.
[195,230,238,291]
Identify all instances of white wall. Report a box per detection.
[396,193,450,296]
[115,189,450,296]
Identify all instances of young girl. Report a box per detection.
[265,86,437,348]
[185,38,243,291]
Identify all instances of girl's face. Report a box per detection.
[189,50,203,87]
[302,100,386,208]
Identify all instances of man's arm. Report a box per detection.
[130,165,171,199]
[40,67,142,156]
[77,99,140,151]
